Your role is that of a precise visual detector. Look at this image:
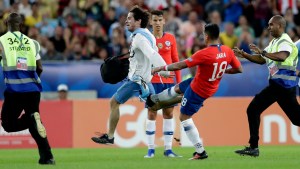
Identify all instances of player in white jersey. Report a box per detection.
[91,5,169,145]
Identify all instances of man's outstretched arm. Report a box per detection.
[152,60,188,75]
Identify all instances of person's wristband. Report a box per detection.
[163,65,168,71]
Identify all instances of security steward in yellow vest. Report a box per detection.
[233,15,300,156]
[0,13,55,165]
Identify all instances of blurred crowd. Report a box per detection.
[0,0,300,62]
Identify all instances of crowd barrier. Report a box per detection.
[0,98,299,149]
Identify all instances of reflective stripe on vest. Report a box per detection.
[2,66,37,71]
[276,65,296,71]
[272,74,297,81]
[4,77,41,84]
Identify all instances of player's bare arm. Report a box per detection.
[152,61,187,75]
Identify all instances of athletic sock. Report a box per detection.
[145,119,156,149]
[163,118,174,150]
[181,118,205,154]
[151,86,180,102]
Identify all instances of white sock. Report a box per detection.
[145,119,156,149]
[163,118,174,150]
[181,118,205,154]
[151,86,180,102]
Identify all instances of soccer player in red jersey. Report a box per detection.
[144,10,181,158]
[146,23,243,160]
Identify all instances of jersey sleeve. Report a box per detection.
[36,53,41,60]
[184,50,203,68]
[32,39,41,60]
[277,42,292,53]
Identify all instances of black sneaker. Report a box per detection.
[146,94,155,107]
[188,151,208,160]
[91,133,114,145]
[39,158,55,165]
[235,146,259,157]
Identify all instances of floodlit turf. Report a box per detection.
[0,146,299,169]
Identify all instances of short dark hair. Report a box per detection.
[272,15,286,29]
[151,10,164,16]
[6,12,22,26]
[129,5,150,28]
[204,23,219,40]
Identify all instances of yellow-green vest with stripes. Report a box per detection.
[265,33,298,88]
[0,31,42,92]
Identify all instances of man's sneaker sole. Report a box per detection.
[188,151,208,160]
[164,154,183,158]
[236,153,259,157]
[91,137,113,145]
[33,112,46,138]
[144,154,155,158]
[39,159,55,165]
[235,147,259,157]
[164,150,182,158]
[189,156,208,160]
[235,152,259,157]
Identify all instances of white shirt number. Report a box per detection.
[208,61,228,81]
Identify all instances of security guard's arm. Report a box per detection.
[259,51,289,62]
[296,70,300,77]
[36,59,43,77]
[233,47,266,65]
[249,43,289,62]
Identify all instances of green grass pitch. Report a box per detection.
[0,146,299,169]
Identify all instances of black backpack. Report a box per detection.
[100,52,130,84]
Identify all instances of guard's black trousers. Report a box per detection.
[247,80,300,148]
[1,91,53,161]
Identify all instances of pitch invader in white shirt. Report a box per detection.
[91,5,170,145]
